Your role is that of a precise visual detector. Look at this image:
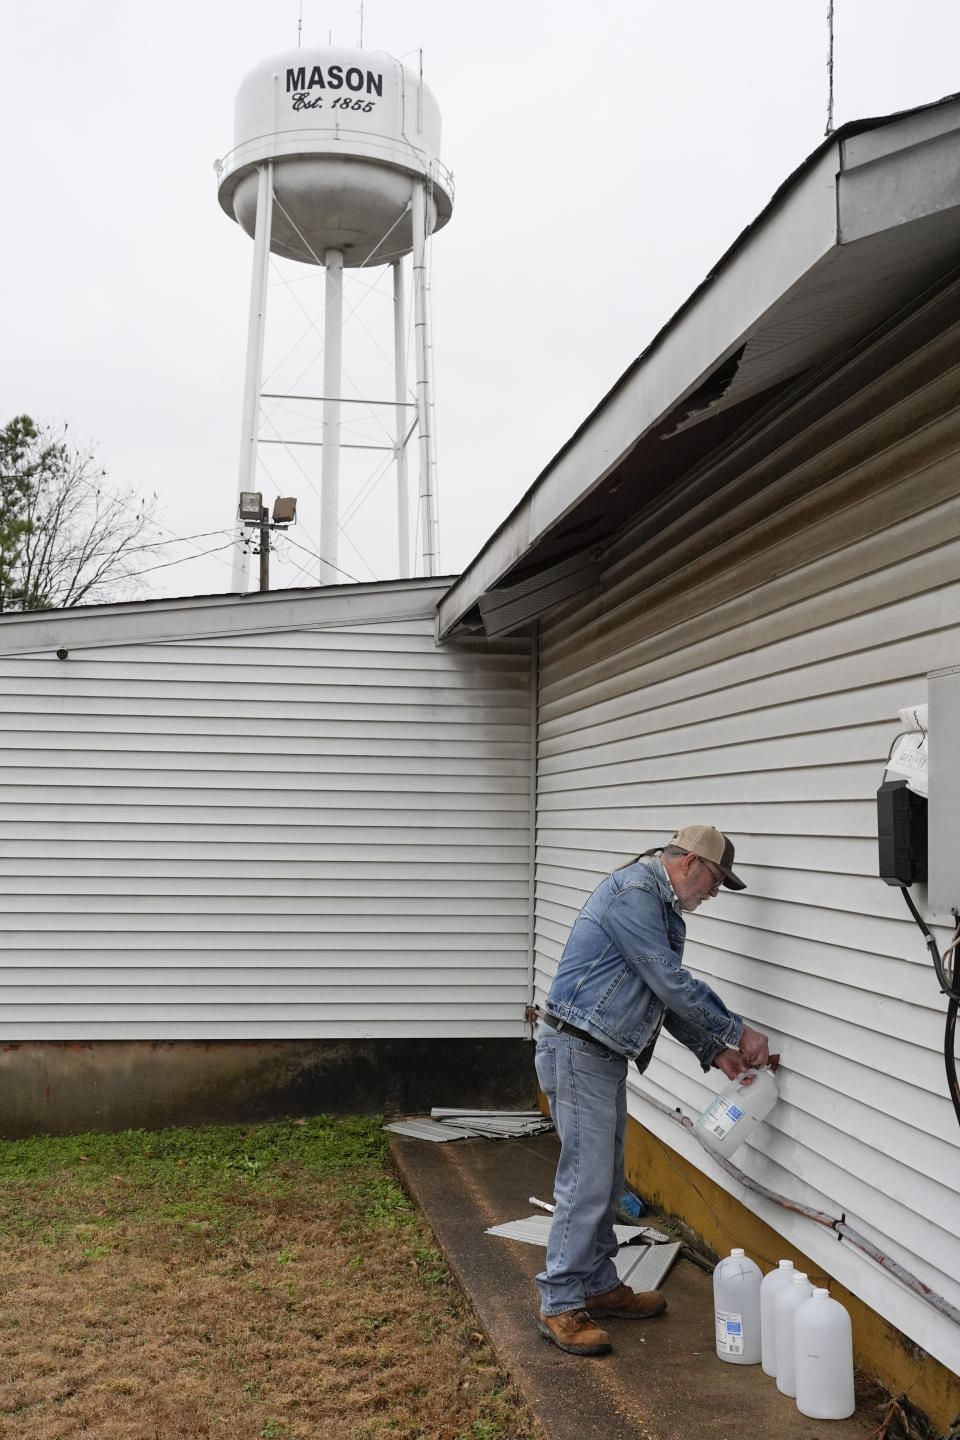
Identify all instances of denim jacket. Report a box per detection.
[544,856,744,1071]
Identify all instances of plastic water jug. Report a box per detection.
[693,1066,779,1158]
[774,1272,814,1396]
[795,1289,855,1419]
[713,1247,762,1364]
[760,1259,795,1376]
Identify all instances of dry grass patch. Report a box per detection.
[0,1117,543,1440]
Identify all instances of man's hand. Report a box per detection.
[713,1048,749,1080]
[738,1024,770,1069]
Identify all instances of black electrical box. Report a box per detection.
[877,779,928,886]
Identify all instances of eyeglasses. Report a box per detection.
[697,857,725,891]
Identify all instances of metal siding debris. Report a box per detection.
[385,1109,553,1141]
[485,1214,681,1288]
[614,1241,682,1291]
[383,1118,480,1141]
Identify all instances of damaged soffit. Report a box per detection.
[437,91,960,640]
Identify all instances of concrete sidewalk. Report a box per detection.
[390,1130,880,1440]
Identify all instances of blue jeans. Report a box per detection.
[535,1024,628,1315]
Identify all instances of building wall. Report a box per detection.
[0,580,535,1042]
[532,278,960,1376]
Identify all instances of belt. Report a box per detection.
[541,1013,617,1055]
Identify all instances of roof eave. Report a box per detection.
[437,94,960,640]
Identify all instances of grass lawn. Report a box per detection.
[0,1115,544,1440]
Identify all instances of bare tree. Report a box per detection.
[0,416,161,611]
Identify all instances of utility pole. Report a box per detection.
[237,492,298,593]
[259,505,270,592]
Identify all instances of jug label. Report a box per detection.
[715,1308,745,1354]
[703,1098,742,1139]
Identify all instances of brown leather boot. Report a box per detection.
[585,1283,667,1319]
[538,1308,612,1355]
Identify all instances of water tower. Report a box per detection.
[216,46,454,588]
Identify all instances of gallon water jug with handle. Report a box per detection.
[774,1272,814,1396]
[693,1066,779,1159]
[760,1259,795,1376]
[794,1288,855,1419]
[713,1247,762,1364]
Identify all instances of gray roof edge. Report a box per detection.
[437,92,960,640]
[0,575,458,657]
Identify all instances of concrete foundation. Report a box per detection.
[0,1038,537,1138]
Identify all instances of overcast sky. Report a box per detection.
[3,0,960,600]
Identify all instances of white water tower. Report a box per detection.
[216,46,454,587]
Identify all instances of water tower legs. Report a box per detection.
[392,259,411,579]
[319,248,344,584]
[227,170,443,589]
[232,162,274,592]
[411,181,439,576]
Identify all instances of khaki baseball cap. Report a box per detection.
[670,824,746,890]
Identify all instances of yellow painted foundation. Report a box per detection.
[625,1116,960,1433]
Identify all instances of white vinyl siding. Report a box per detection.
[532,287,960,1372]
[0,581,534,1040]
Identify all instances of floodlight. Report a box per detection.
[238,491,263,522]
[272,497,297,525]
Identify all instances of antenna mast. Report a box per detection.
[825,0,835,136]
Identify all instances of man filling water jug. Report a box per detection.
[534,824,771,1356]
